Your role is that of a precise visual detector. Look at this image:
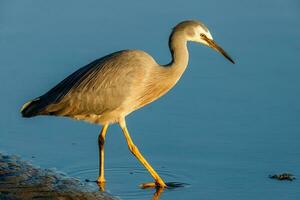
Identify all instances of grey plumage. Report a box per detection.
[21,20,234,124]
[21,51,126,118]
[21,49,160,124]
[21,19,235,128]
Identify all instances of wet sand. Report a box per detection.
[0,153,115,200]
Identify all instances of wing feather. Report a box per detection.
[37,50,149,116]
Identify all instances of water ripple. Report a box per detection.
[65,164,190,200]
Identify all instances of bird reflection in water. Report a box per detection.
[96,181,164,200]
[96,181,187,200]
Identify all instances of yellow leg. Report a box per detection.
[119,119,167,188]
[97,124,109,183]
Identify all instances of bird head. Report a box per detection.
[174,20,235,64]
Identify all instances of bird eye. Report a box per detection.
[200,33,206,37]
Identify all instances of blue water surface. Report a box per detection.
[1,0,300,199]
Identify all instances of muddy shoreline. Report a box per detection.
[0,153,115,200]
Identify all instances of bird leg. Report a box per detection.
[119,119,167,188]
[97,124,109,184]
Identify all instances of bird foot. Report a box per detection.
[96,178,106,192]
[140,181,188,189]
[139,182,167,189]
[96,177,106,184]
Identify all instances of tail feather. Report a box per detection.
[20,98,43,118]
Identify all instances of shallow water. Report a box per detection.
[1,0,300,199]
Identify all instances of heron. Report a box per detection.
[21,20,234,188]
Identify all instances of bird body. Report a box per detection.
[22,49,184,124]
[21,20,234,188]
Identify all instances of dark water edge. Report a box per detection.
[0,153,115,200]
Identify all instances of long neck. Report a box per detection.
[166,32,189,75]
[134,31,190,109]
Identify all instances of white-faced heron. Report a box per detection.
[21,20,234,188]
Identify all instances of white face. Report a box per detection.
[180,20,235,64]
[188,25,213,46]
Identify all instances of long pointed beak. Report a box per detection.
[205,38,235,64]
